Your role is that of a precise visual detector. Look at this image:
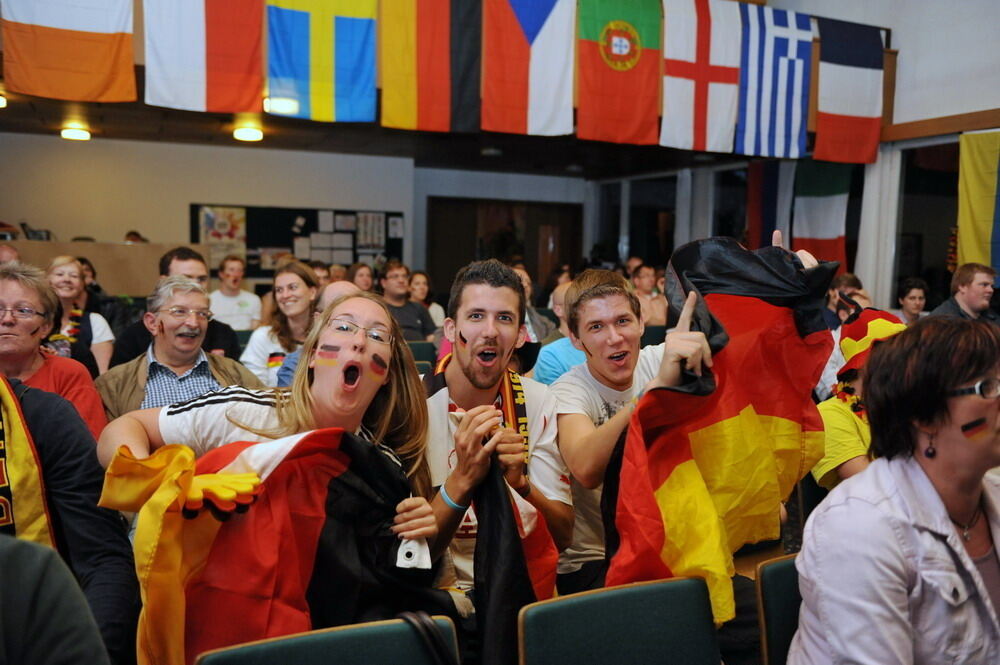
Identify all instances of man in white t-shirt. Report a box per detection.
[424,259,573,602]
[550,269,710,594]
[209,255,261,331]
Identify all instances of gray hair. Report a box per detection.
[0,261,58,324]
[147,275,208,313]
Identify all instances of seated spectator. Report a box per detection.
[307,260,331,288]
[0,534,112,665]
[512,266,556,343]
[823,273,863,330]
[0,262,107,439]
[1,377,138,664]
[892,276,929,326]
[124,230,147,243]
[790,317,1000,664]
[0,244,19,263]
[631,263,667,326]
[96,276,263,420]
[930,262,999,324]
[329,263,347,282]
[209,255,261,331]
[111,247,241,367]
[380,260,435,342]
[534,280,586,385]
[810,309,906,490]
[241,261,318,385]
[410,270,445,328]
[46,256,115,376]
[76,256,134,337]
[347,262,374,292]
[275,280,361,387]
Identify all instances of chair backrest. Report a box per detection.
[195,616,458,665]
[640,325,667,348]
[519,577,720,665]
[407,340,437,364]
[756,554,801,665]
[414,360,432,375]
[235,329,253,353]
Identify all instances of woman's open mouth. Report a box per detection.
[343,363,361,388]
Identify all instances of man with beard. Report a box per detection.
[423,260,573,615]
[96,276,262,419]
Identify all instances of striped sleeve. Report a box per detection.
[159,387,278,456]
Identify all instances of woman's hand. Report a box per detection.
[392,496,438,541]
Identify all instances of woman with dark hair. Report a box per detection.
[790,316,1000,664]
[240,261,318,385]
[409,270,444,327]
[892,276,929,326]
[347,262,374,292]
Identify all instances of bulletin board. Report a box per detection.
[190,204,405,277]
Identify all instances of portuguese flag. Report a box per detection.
[577,0,661,144]
[604,238,835,622]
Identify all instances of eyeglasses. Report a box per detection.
[0,306,45,319]
[947,378,1000,400]
[157,307,213,321]
[328,318,392,345]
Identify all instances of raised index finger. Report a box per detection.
[674,291,697,333]
[771,229,785,249]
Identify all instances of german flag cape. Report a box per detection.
[100,429,453,665]
[0,376,55,547]
[605,238,835,622]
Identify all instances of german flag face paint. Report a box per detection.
[315,344,340,366]
[370,353,388,376]
[457,331,469,347]
[961,417,990,441]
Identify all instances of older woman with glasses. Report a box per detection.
[790,316,1000,664]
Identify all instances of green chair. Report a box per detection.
[519,577,720,665]
[408,341,437,364]
[195,616,458,665]
[415,360,432,375]
[640,325,667,348]
[756,554,801,665]
[235,329,253,353]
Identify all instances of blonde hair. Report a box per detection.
[247,292,432,498]
[46,255,84,277]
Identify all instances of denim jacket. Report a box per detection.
[789,455,1000,664]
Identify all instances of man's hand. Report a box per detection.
[392,496,438,540]
[494,428,528,492]
[448,405,504,503]
[651,291,713,390]
[183,472,261,521]
[772,230,819,269]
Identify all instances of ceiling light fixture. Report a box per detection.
[481,146,502,157]
[233,113,263,142]
[0,96,7,109]
[60,120,90,141]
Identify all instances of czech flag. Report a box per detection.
[482,0,576,136]
[957,131,1000,275]
[266,0,377,122]
[605,238,834,622]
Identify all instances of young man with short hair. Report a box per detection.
[930,262,999,323]
[210,255,261,331]
[380,260,436,341]
[550,269,710,594]
[424,259,573,603]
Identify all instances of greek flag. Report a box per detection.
[735,5,813,158]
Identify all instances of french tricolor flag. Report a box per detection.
[813,18,884,164]
[482,0,575,136]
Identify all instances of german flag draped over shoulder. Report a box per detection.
[605,237,835,622]
[100,429,454,665]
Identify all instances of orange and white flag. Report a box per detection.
[0,0,136,102]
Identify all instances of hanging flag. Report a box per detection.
[735,4,813,159]
[605,237,834,622]
[482,0,576,136]
[956,131,1000,274]
[100,429,455,665]
[792,160,853,273]
[745,160,796,250]
[0,0,135,102]
[659,0,741,153]
[813,18,883,164]
[577,0,661,145]
[266,0,377,122]
[380,0,481,133]
[144,0,263,113]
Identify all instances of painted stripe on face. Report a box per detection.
[961,417,990,440]
[370,353,388,376]
[315,344,340,366]
[457,331,469,347]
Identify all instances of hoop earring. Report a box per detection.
[924,433,937,459]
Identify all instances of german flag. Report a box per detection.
[605,238,835,622]
[100,429,454,665]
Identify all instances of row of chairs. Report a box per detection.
[197,555,802,665]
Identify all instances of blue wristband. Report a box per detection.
[439,484,469,512]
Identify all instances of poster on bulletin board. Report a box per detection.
[190,204,404,278]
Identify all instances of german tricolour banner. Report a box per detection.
[144,0,264,113]
[266,0,377,122]
[482,0,576,136]
[380,0,481,133]
[605,238,833,623]
[577,0,661,145]
[792,160,853,274]
[659,0,742,153]
[957,131,1000,275]
[813,18,884,164]
[0,0,135,102]
[735,5,812,159]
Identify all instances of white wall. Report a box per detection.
[0,131,415,252]
[412,168,587,270]
[771,0,1000,124]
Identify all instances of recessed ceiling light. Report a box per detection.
[61,123,90,140]
[233,126,263,141]
[0,96,7,109]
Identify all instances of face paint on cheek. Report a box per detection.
[370,353,388,376]
[961,417,990,440]
[315,344,340,366]
[457,331,469,348]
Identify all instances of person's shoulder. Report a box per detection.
[163,385,277,417]
[928,298,961,317]
[42,354,94,378]
[550,362,592,393]
[241,289,262,302]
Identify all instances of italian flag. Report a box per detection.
[792,160,854,274]
[577,0,661,145]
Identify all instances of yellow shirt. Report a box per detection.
[811,396,870,490]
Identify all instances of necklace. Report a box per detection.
[949,503,983,541]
